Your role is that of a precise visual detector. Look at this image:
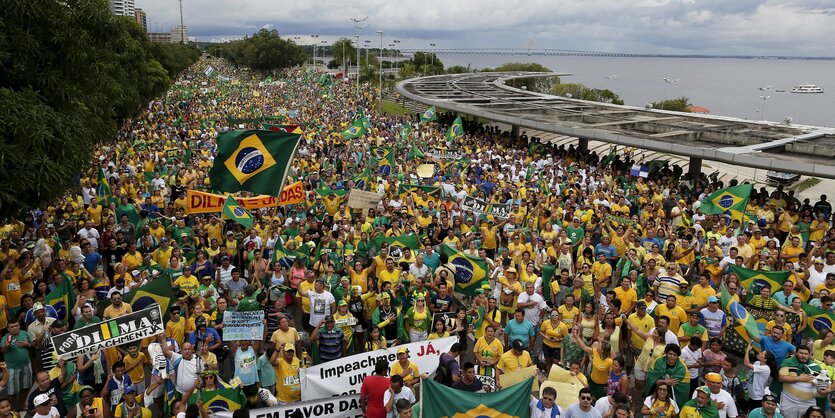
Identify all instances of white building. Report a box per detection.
[171,25,188,44]
[110,0,135,17]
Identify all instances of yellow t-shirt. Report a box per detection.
[692,285,716,308]
[165,318,185,346]
[123,352,147,383]
[498,350,532,373]
[558,305,580,327]
[275,357,301,403]
[474,337,504,362]
[653,304,688,333]
[541,320,569,348]
[590,349,613,384]
[297,280,315,313]
[627,313,655,349]
[174,274,199,295]
[390,361,420,382]
[614,287,638,313]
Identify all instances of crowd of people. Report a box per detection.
[0,55,834,418]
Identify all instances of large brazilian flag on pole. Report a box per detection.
[441,244,489,296]
[209,130,301,196]
[421,376,533,417]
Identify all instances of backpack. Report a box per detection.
[434,356,454,386]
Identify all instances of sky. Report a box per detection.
[138,0,835,56]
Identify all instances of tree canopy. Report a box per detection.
[327,38,358,73]
[213,29,307,72]
[551,83,624,105]
[0,0,199,219]
[651,97,692,112]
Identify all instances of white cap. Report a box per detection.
[34,394,50,406]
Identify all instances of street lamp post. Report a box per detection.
[661,77,679,110]
[351,16,368,99]
[759,95,771,121]
[178,0,185,44]
[429,43,436,75]
[377,30,383,112]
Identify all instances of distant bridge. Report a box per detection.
[397,48,644,57]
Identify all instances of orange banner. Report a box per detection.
[185,182,305,214]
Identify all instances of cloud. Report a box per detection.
[135,0,835,56]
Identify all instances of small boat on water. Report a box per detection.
[790,83,824,93]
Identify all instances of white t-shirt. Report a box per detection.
[681,346,702,379]
[517,292,547,326]
[692,389,737,418]
[383,386,416,418]
[33,407,60,418]
[593,397,614,417]
[531,397,564,418]
[308,291,336,326]
[748,362,771,401]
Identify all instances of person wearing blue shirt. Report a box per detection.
[423,246,441,271]
[772,280,799,308]
[594,236,618,265]
[752,326,795,365]
[505,308,536,352]
[233,340,260,387]
[747,394,783,418]
[189,319,222,349]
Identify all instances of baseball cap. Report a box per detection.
[708,296,719,303]
[283,343,295,352]
[338,300,347,307]
[705,372,722,383]
[763,394,778,403]
[124,385,137,394]
[397,347,409,355]
[512,339,525,350]
[636,301,647,308]
[34,394,50,406]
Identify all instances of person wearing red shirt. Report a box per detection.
[361,359,391,418]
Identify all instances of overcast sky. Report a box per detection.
[138,0,835,56]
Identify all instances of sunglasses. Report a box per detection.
[542,396,554,401]
[581,396,593,401]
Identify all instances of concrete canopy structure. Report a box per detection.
[396,73,835,180]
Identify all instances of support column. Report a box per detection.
[511,124,520,138]
[578,137,589,153]
[689,157,703,181]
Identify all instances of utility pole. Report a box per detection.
[179,0,185,44]
[377,30,383,112]
[351,15,368,100]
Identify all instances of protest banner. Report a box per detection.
[222,310,265,341]
[214,395,362,418]
[299,336,456,400]
[604,214,637,228]
[487,202,513,219]
[185,182,305,214]
[346,189,383,210]
[416,164,435,178]
[460,195,488,214]
[53,305,164,360]
[425,147,464,160]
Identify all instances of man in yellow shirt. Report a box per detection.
[271,343,301,403]
[591,253,613,290]
[173,266,199,295]
[614,277,638,313]
[390,347,421,389]
[692,274,717,309]
[497,339,533,379]
[626,301,655,367]
[653,294,688,333]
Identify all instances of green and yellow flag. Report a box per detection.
[97,277,177,322]
[341,118,367,139]
[187,387,245,413]
[441,244,489,296]
[400,122,412,141]
[370,147,394,176]
[446,116,464,147]
[728,264,790,297]
[699,184,753,221]
[209,130,301,196]
[371,235,420,252]
[96,168,116,206]
[45,274,76,323]
[720,285,762,344]
[803,301,835,339]
[221,196,253,229]
[422,375,533,418]
[420,105,437,123]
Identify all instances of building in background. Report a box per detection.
[148,32,172,43]
[171,25,188,44]
[109,0,135,17]
[134,9,147,32]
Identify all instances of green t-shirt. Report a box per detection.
[2,331,32,369]
[74,316,102,330]
[237,296,260,312]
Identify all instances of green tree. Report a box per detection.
[651,96,692,112]
[410,51,444,75]
[480,62,557,93]
[446,65,472,74]
[399,62,417,79]
[0,2,198,218]
[219,29,306,71]
[330,38,357,73]
[550,83,624,105]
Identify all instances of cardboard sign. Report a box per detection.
[346,189,383,210]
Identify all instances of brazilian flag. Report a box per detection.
[371,236,420,261]
[720,285,762,345]
[420,105,437,123]
[370,147,394,176]
[699,184,753,221]
[221,196,253,229]
[44,274,76,323]
[441,244,489,296]
[729,264,790,298]
[422,376,533,417]
[353,168,373,191]
[408,143,425,161]
[187,387,245,413]
[341,118,367,139]
[273,239,308,269]
[96,168,117,206]
[400,122,412,141]
[397,184,440,197]
[803,301,835,339]
[209,130,301,196]
[446,116,464,147]
[529,141,546,156]
[314,188,350,198]
[97,278,177,322]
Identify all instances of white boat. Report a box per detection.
[790,83,824,93]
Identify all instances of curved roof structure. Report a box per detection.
[396,73,835,179]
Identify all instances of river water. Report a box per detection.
[437,54,835,127]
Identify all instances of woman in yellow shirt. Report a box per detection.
[540,310,568,371]
[572,328,613,399]
[428,318,450,340]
